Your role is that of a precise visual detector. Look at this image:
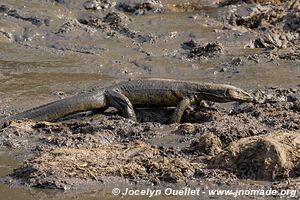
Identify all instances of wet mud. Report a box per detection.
[0,0,299,199]
[0,88,299,197]
[218,0,300,60]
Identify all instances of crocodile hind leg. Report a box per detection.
[168,96,196,123]
[104,90,137,121]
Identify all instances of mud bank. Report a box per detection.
[0,87,298,197]
[218,0,300,61]
[0,0,299,199]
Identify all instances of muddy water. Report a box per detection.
[0,0,299,199]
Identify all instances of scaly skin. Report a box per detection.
[0,79,253,128]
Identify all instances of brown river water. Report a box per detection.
[0,0,299,199]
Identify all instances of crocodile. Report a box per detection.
[0,79,253,128]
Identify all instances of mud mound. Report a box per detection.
[78,12,155,43]
[1,87,299,148]
[182,88,300,145]
[233,2,300,34]
[116,0,163,15]
[0,4,47,26]
[1,87,299,191]
[210,131,300,180]
[10,141,198,189]
[183,133,223,156]
[0,119,118,149]
[222,0,300,60]
[181,40,224,60]
[220,0,284,6]
[83,0,115,10]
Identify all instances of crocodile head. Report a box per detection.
[196,84,253,103]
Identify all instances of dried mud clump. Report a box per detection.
[55,19,87,35]
[0,4,47,26]
[78,12,154,43]
[183,133,223,156]
[222,0,300,60]
[10,141,198,189]
[116,0,163,15]
[220,0,284,6]
[210,131,300,180]
[0,120,117,149]
[292,101,300,112]
[186,87,300,145]
[1,87,299,190]
[83,0,115,10]
[182,40,224,59]
[78,12,130,29]
[102,12,130,27]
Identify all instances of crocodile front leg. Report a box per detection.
[168,96,196,123]
[104,90,137,121]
